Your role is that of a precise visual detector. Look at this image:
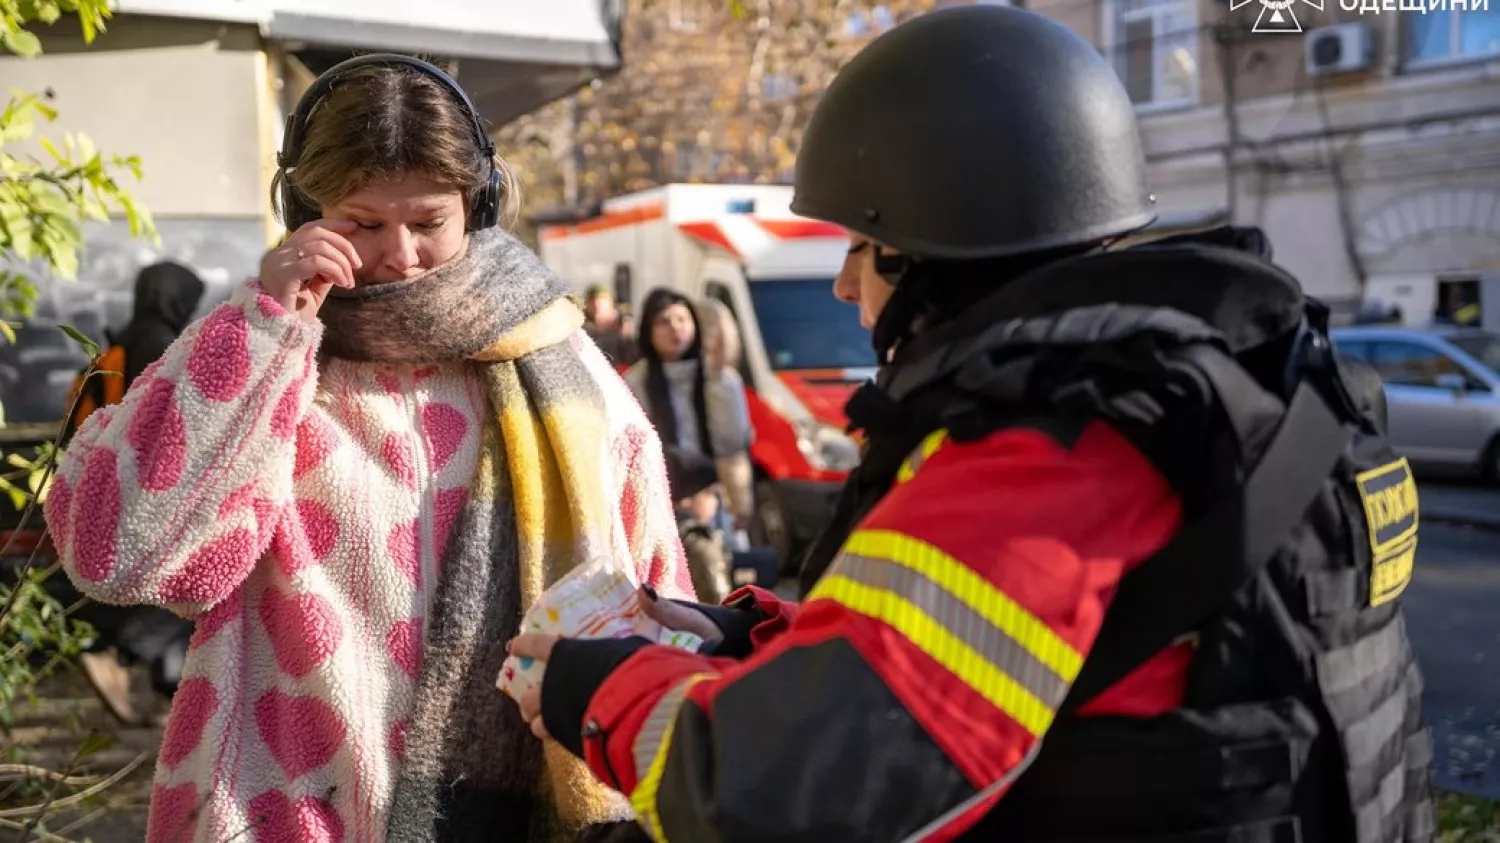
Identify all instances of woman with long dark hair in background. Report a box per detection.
[623,288,752,602]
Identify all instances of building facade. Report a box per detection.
[0,0,621,422]
[499,0,1500,323]
[4,0,1497,421]
[1063,0,1500,322]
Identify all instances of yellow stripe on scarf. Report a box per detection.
[480,298,638,831]
[475,298,583,362]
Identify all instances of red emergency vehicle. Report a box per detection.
[537,184,871,570]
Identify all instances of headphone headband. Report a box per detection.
[278,53,494,170]
[275,53,503,231]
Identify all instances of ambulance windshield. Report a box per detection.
[747,278,877,371]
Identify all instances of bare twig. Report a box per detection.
[0,765,102,787]
[221,817,262,843]
[0,778,26,804]
[0,816,84,843]
[0,360,99,626]
[3,750,150,823]
[48,805,111,836]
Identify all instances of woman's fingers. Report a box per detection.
[292,238,356,288]
[296,220,364,273]
[292,254,353,291]
[519,685,542,723]
[507,632,559,662]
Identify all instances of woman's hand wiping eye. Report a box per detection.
[259,219,364,322]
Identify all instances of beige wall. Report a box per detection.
[0,14,281,425]
[492,0,1500,315]
[1196,5,1405,107]
[1031,0,1413,111]
[0,14,272,220]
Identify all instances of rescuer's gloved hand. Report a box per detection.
[646,585,797,659]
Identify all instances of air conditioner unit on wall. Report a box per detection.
[1305,21,1376,77]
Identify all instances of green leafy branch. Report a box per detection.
[2,0,154,338]
[1,0,113,58]
[0,351,108,716]
[0,4,159,835]
[1,91,157,299]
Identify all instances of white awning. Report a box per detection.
[264,0,620,67]
[115,0,619,63]
[115,0,621,123]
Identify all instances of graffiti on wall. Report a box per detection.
[0,218,266,424]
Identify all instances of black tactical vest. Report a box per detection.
[799,229,1435,843]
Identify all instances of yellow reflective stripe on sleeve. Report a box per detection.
[895,429,948,484]
[628,674,714,843]
[808,529,1084,736]
[842,530,1084,681]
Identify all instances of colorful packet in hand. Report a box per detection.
[498,562,702,703]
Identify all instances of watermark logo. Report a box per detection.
[1338,0,1488,14]
[1233,0,1491,32]
[1229,0,1325,32]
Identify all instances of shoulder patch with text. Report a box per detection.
[1355,457,1418,607]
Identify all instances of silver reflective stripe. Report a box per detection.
[1345,691,1407,769]
[632,678,695,783]
[904,433,942,476]
[836,552,1072,709]
[898,739,1044,843]
[1354,763,1407,843]
[1318,613,1406,696]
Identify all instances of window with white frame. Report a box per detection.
[1403,7,1500,66]
[1106,0,1200,109]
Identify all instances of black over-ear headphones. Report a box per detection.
[275,53,503,232]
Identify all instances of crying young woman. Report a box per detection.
[45,55,694,843]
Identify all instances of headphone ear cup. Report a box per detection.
[287,199,317,231]
[468,170,502,231]
[279,175,318,231]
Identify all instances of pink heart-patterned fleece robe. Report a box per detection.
[44,281,693,842]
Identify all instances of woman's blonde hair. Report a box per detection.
[695,298,742,376]
[271,63,520,229]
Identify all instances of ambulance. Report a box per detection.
[536,184,873,571]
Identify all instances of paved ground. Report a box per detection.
[1424,481,1500,529]
[1405,514,1500,799]
[4,671,159,842]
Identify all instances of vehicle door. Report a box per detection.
[1367,339,1494,466]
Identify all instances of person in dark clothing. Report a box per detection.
[113,261,206,386]
[662,446,734,605]
[66,260,205,725]
[65,261,208,439]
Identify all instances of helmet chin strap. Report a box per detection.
[869,249,925,362]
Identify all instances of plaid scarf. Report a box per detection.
[319,228,636,841]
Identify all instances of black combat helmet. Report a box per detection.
[790,5,1157,260]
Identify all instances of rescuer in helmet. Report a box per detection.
[511,7,1434,841]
